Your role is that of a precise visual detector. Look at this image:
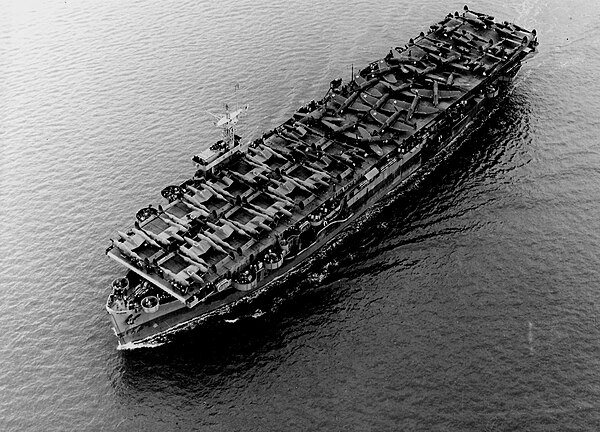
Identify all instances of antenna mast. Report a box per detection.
[214,83,248,151]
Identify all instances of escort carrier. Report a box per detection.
[105,6,538,348]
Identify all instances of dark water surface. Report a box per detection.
[2,0,600,430]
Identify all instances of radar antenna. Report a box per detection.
[192,85,249,173]
[213,84,248,150]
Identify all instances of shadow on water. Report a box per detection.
[325,89,533,278]
[114,272,344,403]
[115,86,533,395]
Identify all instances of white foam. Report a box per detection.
[117,339,166,351]
[251,309,265,318]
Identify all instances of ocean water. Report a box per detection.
[2,0,600,430]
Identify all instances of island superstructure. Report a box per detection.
[105,6,538,348]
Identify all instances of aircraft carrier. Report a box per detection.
[105,6,538,348]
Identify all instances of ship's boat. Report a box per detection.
[105,6,538,348]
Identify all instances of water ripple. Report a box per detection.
[3,0,600,431]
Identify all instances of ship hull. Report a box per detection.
[111,69,522,348]
[106,9,538,348]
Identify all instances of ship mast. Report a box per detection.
[193,85,249,174]
[214,84,248,151]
